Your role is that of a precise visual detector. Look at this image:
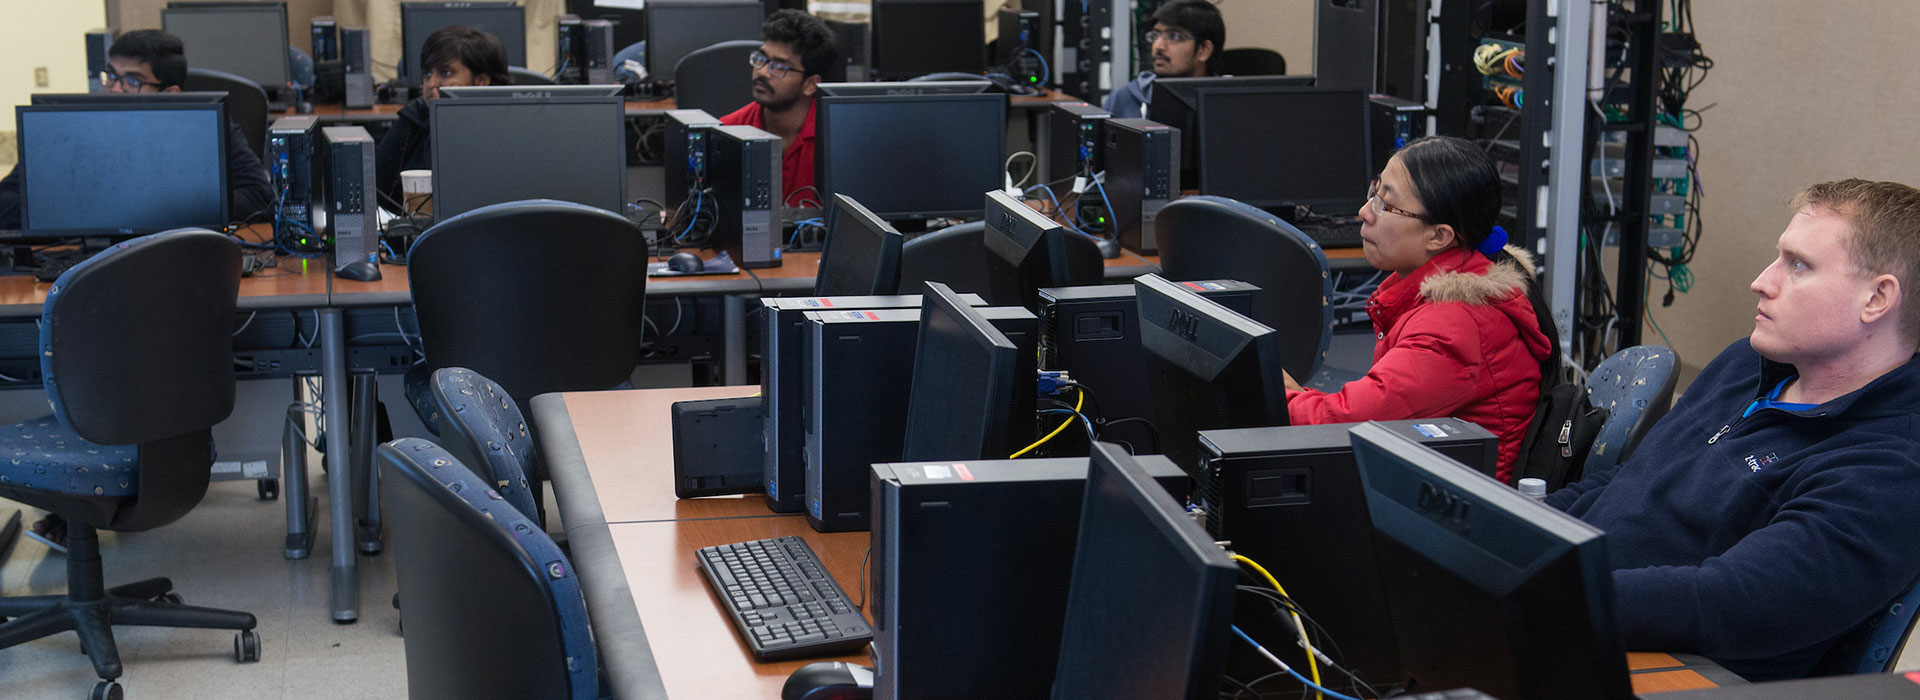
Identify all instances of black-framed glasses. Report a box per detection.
[748,49,798,79]
[1367,180,1430,221]
[99,70,162,91]
[1144,29,1193,44]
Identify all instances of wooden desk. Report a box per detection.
[0,259,338,318]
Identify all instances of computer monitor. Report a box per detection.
[15,101,229,237]
[1136,273,1288,474]
[982,189,1072,308]
[816,80,992,97]
[1147,75,1314,180]
[161,3,293,90]
[815,93,1006,220]
[438,84,624,98]
[899,282,1020,462]
[814,194,904,296]
[871,0,986,80]
[429,95,626,218]
[1051,441,1238,700]
[644,0,764,82]
[400,1,528,85]
[1196,86,1372,211]
[30,92,226,106]
[1349,421,1633,700]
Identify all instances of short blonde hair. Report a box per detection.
[1790,179,1920,341]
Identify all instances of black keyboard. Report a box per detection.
[1402,691,1498,700]
[696,536,873,661]
[1296,221,1365,249]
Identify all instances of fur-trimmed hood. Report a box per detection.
[1418,244,1537,306]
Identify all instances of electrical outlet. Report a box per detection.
[33,67,48,87]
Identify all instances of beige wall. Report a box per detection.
[113,0,331,53]
[0,0,109,169]
[1217,0,1314,75]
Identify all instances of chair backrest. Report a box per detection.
[1220,48,1287,76]
[379,438,597,700]
[1581,344,1680,476]
[183,67,269,159]
[408,199,649,404]
[429,367,541,522]
[289,46,316,90]
[1814,574,1920,675]
[613,41,647,81]
[1155,195,1332,380]
[673,40,760,116]
[509,65,557,86]
[898,221,1103,307]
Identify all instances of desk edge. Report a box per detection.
[568,524,671,700]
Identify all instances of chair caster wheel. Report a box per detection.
[90,679,123,700]
[155,593,183,605]
[258,479,279,500]
[234,629,261,663]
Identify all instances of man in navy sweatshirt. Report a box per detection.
[1549,178,1920,681]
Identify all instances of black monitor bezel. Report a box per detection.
[15,101,231,239]
[30,92,228,106]
[1193,85,1373,211]
[427,94,627,219]
[899,281,1021,462]
[816,80,993,97]
[870,0,988,80]
[1135,273,1290,473]
[814,193,905,297]
[399,1,527,85]
[161,3,293,88]
[438,84,625,99]
[814,92,1008,220]
[641,0,765,82]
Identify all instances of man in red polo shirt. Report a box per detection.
[719,9,838,205]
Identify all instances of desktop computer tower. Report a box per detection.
[869,456,1190,700]
[803,306,1038,533]
[662,109,719,216]
[555,15,586,84]
[341,26,375,109]
[996,8,1045,86]
[1101,117,1180,255]
[709,125,783,269]
[311,17,339,62]
[1196,417,1498,686]
[823,19,870,82]
[1042,102,1109,184]
[760,293,989,514]
[86,30,113,94]
[583,19,617,85]
[1369,94,1428,175]
[1315,0,1430,101]
[318,126,379,272]
[268,116,321,252]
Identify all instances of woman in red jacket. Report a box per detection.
[1286,136,1552,482]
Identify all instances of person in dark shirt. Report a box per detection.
[717,9,838,205]
[374,25,512,210]
[0,29,273,229]
[1102,0,1223,119]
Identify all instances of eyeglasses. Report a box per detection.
[748,49,799,79]
[99,70,163,91]
[1367,180,1430,221]
[1144,30,1194,44]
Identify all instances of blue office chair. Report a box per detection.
[380,438,598,699]
[1579,344,1680,479]
[1156,195,1333,382]
[427,367,542,525]
[509,65,557,86]
[899,221,1104,308]
[0,229,257,699]
[289,47,316,94]
[613,41,647,81]
[1813,575,1920,675]
[183,68,270,160]
[673,39,760,116]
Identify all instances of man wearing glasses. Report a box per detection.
[1102,0,1224,119]
[0,30,273,230]
[719,9,838,204]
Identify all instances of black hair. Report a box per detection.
[108,30,188,88]
[420,25,512,87]
[1151,0,1226,76]
[762,9,839,78]
[1393,135,1503,252]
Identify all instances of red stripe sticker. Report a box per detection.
[955,464,974,481]
[1906,671,1920,685]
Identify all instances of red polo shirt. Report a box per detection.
[719,97,817,205]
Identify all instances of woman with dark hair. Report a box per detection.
[375,25,513,208]
[1286,135,1554,482]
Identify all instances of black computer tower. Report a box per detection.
[869,456,1191,700]
[318,126,379,272]
[1315,0,1430,101]
[709,124,782,269]
[86,30,113,94]
[1042,102,1109,185]
[1196,417,1498,686]
[1101,117,1180,255]
[995,8,1045,85]
[803,307,1038,533]
[760,293,989,514]
[555,15,586,84]
[583,19,617,84]
[662,109,719,216]
[268,116,320,251]
[341,26,375,109]
[1369,94,1429,175]
[823,19,870,82]
[311,16,339,62]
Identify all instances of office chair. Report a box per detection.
[673,40,761,116]
[898,221,1104,308]
[0,229,256,699]
[380,438,597,700]
[509,66,558,86]
[613,41,647,81]
[183,68,269,159]
[1156,195,1333,381]
[427,367,542,525]
[1220,48,1287,76]
[1813,574,1920,675]
[1579,344,1679,479]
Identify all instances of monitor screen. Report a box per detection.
[162,4,293,88]
[814,194,904,296]
[1051,441,1238,700]
[872,0,985,80]
[1350,422,1633,700]
[1196,86,1372,210]
[644,0,765,82]
[899,282,1020,462]
[430,96,626,218]
[401,2,528,84]
[981,189,1071,308]
[815,93,1006,220]
[1136,273,1289,474]
[1147,75,1314,179]
[16,103,229,237]
[817,81,992,97]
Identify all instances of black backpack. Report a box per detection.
[1512,282,1606,490]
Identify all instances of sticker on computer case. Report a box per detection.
[1412,423,1448,438]
[954,464,974,481]
[802,298,834,308]
[830,311,881,321]
[922,465,953,480]
[1182,281,1226,292]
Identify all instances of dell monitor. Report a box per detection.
[1148,75,1314,181]
[438,84,624,98]
[814,194,905,296]
[1196,86,1372,211]
[162,2,292,90]
[816,80,992,97]
[1136,273,1289,475]
[430,94,626,218]
[899,282,1021,462]
[872,0,986,80]
[1350,421,1633,700]
[1051,441,1238,700]
[982,189,1073,308]
[401,2,528,85]
[644,0,764,82]
[815,93,1006,220]
[15,101,229,237]
[30,92,226,106]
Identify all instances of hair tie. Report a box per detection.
[1477,225,1509,259]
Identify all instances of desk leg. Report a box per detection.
[282,402,315,559]
[350,372,383,555]
[723,294,753,386]
[320,308,359,623]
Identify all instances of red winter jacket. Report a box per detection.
[1287,245,1551,482]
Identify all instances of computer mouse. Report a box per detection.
[666,251,705,273]
[1094,236,1122,259]
[335,260,383,282]
[781,662,873,700]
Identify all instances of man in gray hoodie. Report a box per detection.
[1102,0,1223,119]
